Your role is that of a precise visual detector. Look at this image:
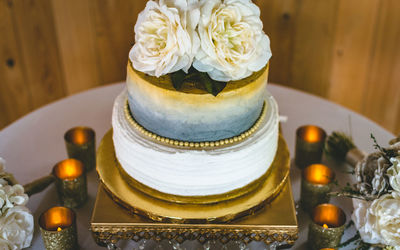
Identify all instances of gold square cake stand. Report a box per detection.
[90,130,298,247]
[90,180,298,246]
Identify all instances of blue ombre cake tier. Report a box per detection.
[126,63,269,142]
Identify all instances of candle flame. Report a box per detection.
[64,164,79,178]
[54,159,84,180]
[302,126,323,143]
[41,207,74,232]
[323,223,328,229]
[73,130,88,145]
[304,164,333,185]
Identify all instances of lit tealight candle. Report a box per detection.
[53,159,87,208]
[295,125,327,169]
[64,126,96,171]
[308,204,346,250]
[39,206,78,250]
[300,164,334,213]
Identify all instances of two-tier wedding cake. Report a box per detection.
[110,0,280,202]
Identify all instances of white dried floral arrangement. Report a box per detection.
[0,158,33,250]
[325,133,400,249]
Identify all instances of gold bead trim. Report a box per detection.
[124,99,266,149]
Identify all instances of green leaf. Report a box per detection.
[170,68,227,96]
[198,72,227,96]
[213,80,227,96]
[183,71,200,83]
[202,74,214,94]
[170,70,186,90]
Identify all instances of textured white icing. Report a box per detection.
[112,89,279,196]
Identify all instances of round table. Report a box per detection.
[0,83,394,249]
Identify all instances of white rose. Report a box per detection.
[351,198,382,244]
[0,184,28,215]
[388,157,400,192]
[130,0,200,77]
[6,184,28,207]
[193,0,271,81]
[0,238,13,250]
[353,193,400,247]
[369,192,400,247]
[0,206,34,249]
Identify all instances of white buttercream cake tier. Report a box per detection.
[112,89,279,197]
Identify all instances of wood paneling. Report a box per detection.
[0,0,399,135]
[89,0,145,84]
[12,0,66,107]
[0,0,33,127]
[52,0,100,95]
[362,0,400,134]
[258,0,296,85]
[328,0,379,112]
[290,0,338,97]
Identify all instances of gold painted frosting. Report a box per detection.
[125,62,269,142]
[127,61,269,105]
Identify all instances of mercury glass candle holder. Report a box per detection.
[300,164,334,213]
[53,159,87,208]
[39,206,78,250]
[295,125,326,169]
[308,204,346,250]
[64,126,96,171]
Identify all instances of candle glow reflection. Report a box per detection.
[39,206,78,249]
[39,207,74,231]
[308,204,346,249]
[64,126,96,172]
[53,159,87,208]
[303,164,334,185]
[303,126,324,143]
[53,159,84,181]
[300,164,334,213]
[313,204,345,228]
[65,127,94,145]
[295,125,327,169]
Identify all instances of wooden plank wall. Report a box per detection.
[1,0,399,134]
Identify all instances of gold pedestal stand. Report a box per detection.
[90,130,298,246]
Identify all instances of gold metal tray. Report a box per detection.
[96,130,290,223]
[90,181,298,246]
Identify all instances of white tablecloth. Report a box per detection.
[0,83,394,249]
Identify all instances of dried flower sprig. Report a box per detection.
[328,183,376,201]
[324,131,356,163]
[370,134,397,162]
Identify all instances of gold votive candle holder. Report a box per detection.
[301,164,334,213]
[64,126,96,172]
[295,125,326,169]
[39,206,78,250]
[308,204,346,250]
[53,159,87,208]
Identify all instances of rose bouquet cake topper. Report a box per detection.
[130,0,271,95]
